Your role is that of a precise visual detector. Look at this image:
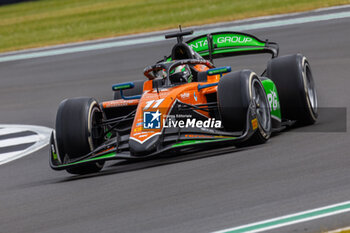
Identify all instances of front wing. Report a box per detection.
[50,104,259,171]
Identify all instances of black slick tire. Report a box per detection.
[217,69,271,146]
[55,97,105,175]
[267,54,318,125]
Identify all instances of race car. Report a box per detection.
[49,30,318,175]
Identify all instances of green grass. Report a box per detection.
[0,0,349,52]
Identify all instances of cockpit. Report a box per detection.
[143,29,214,87]
[143,59,214,87]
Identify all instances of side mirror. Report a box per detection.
[207,66,232,77]
[112,82,141,100]
[112,82,134,91]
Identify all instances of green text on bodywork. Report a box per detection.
[261,79,281,121]
[187,33,266,56]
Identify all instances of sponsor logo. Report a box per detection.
[194,92,198,101]
[143,110,161,129]
[267,90,278,111]
[251,118,258,130]
[190,39,208,49]
[134,127,142,132]
[102,99,139,108]
[134,131,150,136]
[180,92,190,100]
[190,35,254,49]
[217,36,252,44]
[143,92,168,100]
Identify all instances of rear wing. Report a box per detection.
[186,32,279,61]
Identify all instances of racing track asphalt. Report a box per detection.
[0,6,350,233]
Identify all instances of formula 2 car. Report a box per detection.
[49,29,318,175]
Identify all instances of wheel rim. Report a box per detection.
[91,106,104,147]
[89,105,104,168]
[304,63,318,114]
[252,79,271,132]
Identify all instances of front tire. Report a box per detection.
[217,70,271,146]
[55,97,105,175]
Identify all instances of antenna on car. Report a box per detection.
[165,25,193,43]
[207,34,214,64]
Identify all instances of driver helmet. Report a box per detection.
[169,65,193,83]
[154,68,167,79]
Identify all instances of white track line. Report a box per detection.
[213,200,350,233]
[0,128,27,136]
[0,150,27,164]
[328,226,350,233]
[0,134,43,148]
[0,124,52,165]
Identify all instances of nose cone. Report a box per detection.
[129,135,160,156]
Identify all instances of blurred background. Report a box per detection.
[0,0,349,53]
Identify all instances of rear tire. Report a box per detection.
[217,70,271,146]
[267,54,318,125]
[56,97,105,175]
[113,80,145,100]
